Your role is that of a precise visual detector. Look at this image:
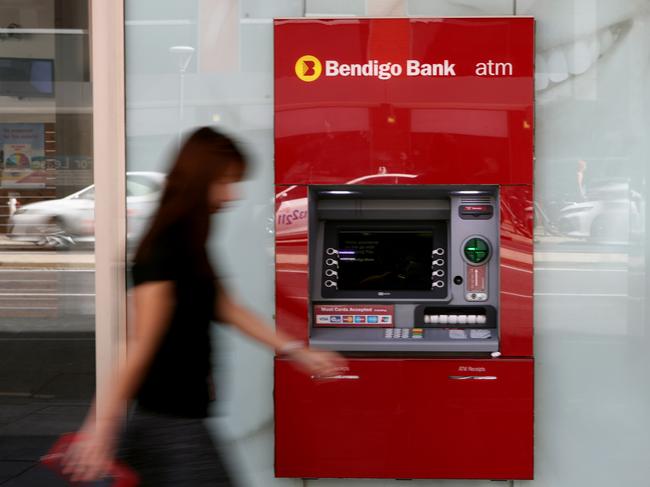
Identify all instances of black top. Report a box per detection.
[131,223,217,418]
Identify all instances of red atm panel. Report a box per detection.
[275,358,534,480]
[274,16,535,481]
[275,185,309,341]
[274,18,534,186]
[499,185,534,357]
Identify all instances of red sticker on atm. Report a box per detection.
[467,264,487,292]
[314,304,394,327]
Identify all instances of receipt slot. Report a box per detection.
[274,18,534,480]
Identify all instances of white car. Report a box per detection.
[557,179,645,244]
[8,171,166,248]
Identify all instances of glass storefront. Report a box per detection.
[125,1,648,486]
[126,0,650,487]
[2,0,647,485]
[0,0,95,483]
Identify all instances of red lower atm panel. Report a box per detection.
[275,358,533,480]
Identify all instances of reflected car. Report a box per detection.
[557,179,644,244]
[8,171,166,248]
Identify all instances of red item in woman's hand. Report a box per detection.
[40,433,139,486]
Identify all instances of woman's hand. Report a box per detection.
[216,288,348,377]
[288,347,348,378]
[61,418,119,482]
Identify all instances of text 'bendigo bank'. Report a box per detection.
[324,59,513,80]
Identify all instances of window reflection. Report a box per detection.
[0,1,95,483]
[123,1,649,486]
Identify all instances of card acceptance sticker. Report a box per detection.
[314,304,394,327]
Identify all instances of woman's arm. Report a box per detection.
[216,281,295,351]
[216,282,346,377]
[90,281,175,425]
[63,280,175,481]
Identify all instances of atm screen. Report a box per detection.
[337,230,433,291]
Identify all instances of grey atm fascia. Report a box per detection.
[308,185,500,354]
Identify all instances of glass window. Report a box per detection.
[76,185,95,200]
[126,174,162,197]
[0,1,95,483]
[124,1,649,485]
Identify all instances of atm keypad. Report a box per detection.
[384,328,424,339]
[383,327,490,340]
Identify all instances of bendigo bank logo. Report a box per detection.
[293,55,458,82]
[293,55,514,82]
[294,55,322,82]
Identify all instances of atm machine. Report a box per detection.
[273,17,534,480]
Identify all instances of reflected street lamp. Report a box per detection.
[169,46,195,149]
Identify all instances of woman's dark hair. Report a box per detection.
[135,127,247,266]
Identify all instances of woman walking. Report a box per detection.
[62,127,345,485]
